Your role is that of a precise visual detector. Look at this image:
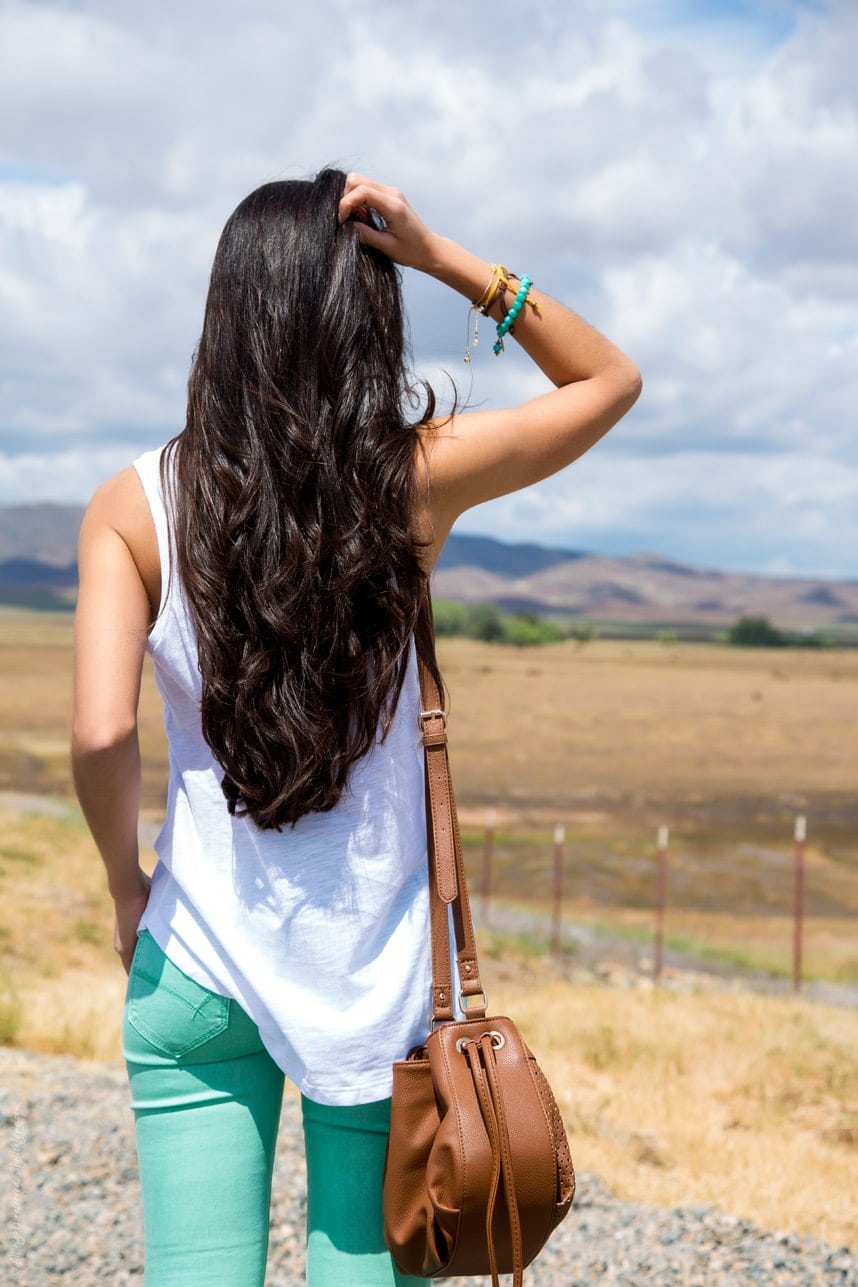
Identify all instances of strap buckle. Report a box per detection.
[419,707,447,731]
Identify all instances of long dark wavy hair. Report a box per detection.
[162,168,443,830]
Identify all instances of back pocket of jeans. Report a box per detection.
[126,930,231,1059]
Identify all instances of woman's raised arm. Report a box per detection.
[339,174,642,557]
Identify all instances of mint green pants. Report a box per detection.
[123,930,421,1286]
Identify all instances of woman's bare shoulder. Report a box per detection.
[83,465,142,517]
[81,466,161,620]
[414,409,516,565]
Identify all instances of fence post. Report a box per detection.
[551,825,565,955]
[654,826,669,983]
[481,807,496,922]
[792,815,806,994]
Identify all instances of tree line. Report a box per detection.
[432,600,835,649]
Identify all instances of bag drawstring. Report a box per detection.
[465,1034,524,1287]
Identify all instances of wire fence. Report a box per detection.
[461,811,855,995]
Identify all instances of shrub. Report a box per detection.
[466,603,506,643]
[728,616,786,647]
[432,600,573,647]
[432,599,469,637]
[505,613,565,647]
[792,631,832,649]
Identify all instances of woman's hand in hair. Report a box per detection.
[338,173,441,272]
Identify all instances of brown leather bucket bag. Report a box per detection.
[382,656,575,1285]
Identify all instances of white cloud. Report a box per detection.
[600,240,857,459]
[456,446,858,579]
[0,441,143,505]
[0,0,855,579]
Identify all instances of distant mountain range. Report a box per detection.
[0,504,82,609]
[1,503,856,630]
[435,536,858,631]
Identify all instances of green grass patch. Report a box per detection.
[828,957,858,986]
[0,974,23,1044]
[583,920,800,980]
[481,929,546,960]
[662,932,791,978]
[72,920,103,946]
[479,925,578,961]
[0,845,41,867]
[588,920,654,945]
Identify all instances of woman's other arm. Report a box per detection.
[72,470,155,972]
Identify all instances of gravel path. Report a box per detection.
[1,1047,854,1285]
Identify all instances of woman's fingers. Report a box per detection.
[338,174,437,269]
[338,175,403,226]
[112,870,152,973]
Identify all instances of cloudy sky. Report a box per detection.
[1,0,855,578]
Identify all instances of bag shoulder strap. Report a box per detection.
[418,655,487,1024]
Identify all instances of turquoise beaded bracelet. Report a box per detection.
[493,275,533,355]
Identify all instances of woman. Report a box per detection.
[72,169,640,1286]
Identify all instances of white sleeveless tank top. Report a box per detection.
[133,446,431,1106]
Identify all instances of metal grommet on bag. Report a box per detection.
[455,1030,505,1055]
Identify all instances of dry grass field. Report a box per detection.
[439,635,858,830]
[1,609,856,1247]
[500,953,858,1252]
[3,609,857,823]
